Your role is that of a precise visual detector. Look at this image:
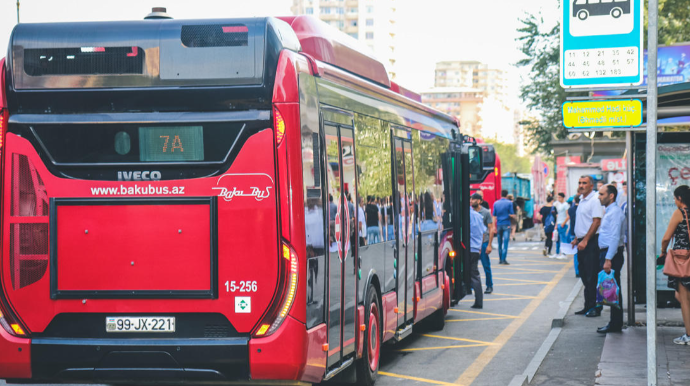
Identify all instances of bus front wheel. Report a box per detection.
[356,285,381,386]
[577,10,588,20]
[611,8,622,18]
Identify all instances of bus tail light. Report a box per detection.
[274,107,286,147]
[0,108,28,338]
[253,241,299,337]
[9,153,50,290]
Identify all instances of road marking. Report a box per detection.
[492,277,551,284]
[453,262,571,385]
[486,283,551,287]
[490,292,538,299]
[491,271,558,276]
[447,309,518,318]
[419,334,497,345]
[399,343,491,352]
[460,296,534,301]
[379,371,460,385]
[492,267,562,274]
[446,317,516,322]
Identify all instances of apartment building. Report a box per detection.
[291,0,398,79]
[434,60,508,105]
[420,87,484,137]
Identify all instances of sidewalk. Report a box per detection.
[596,326,690,385]
[527,243,690,386]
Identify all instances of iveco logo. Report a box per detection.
[117,171,162,181]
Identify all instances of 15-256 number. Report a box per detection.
[225,280,258,293]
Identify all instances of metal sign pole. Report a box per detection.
[626,131,635,327]
[646,0,659,384]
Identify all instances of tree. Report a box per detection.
[515,14,568,155]
[652,0,690,46]
[484,140,532,174]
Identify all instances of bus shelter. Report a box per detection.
[630,82,690,307]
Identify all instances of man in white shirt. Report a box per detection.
[571,175,603,317]
[554,193,570,258]
[596,184,625,333]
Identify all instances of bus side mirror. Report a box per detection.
[467,145,483,184]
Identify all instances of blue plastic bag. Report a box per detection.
[596,270,621,309]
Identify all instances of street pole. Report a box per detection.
[626,131,634,327]
[646,0,659,384]
[16,1,19,24]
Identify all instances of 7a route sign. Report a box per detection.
[561,0,643,88]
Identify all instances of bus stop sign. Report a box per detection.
[560,0,643,88]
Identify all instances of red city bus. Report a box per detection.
[470,142,501,209]
[0,15,485,385]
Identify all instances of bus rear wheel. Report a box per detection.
[611,8,622,18]
[356,285,381,386]
[577,10,588,20]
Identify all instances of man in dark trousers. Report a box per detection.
[596,184,625,333]
[571,175,603,317]
[469,203,487,309]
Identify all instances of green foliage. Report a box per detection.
[485,140,531,174]
[515,14,570,155]
[647,0,690,46]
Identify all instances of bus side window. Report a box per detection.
[354,114,392,245]
[301,125,326,328]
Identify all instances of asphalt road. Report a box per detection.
[375,239,579,386]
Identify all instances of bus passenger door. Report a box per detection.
[323,116,358,371]
[394,137,415,327]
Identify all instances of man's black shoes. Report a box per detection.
[471,304,483,309]
[585,308,602,317]
[597,324,622,334]
[574,308,589,315]
[484,287,493,294]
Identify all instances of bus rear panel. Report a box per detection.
[0,17,306,384]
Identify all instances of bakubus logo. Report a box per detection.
[212,173,273,202]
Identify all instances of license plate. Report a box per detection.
[106,317,175,333]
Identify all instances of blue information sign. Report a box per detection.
[560,0,643,88]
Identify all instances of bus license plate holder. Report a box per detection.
[106,316,176,333]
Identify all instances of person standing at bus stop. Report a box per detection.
[596,184,625,333]
[471,192,494,294]
[469,204,487,309]
[493,190,516,265]
[571,175,603,317]
[554,192,570,259]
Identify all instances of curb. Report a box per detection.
[552,281,583,328]
[519,279,583,384]
[508,374,528,386]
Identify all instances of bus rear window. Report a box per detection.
[24,47,144,76]
[32,122,243,164]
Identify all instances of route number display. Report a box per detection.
[564,47,639,80]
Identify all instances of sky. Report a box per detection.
[0,0,560,93]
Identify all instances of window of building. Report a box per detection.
[366,19,374,26]
[348,32,358,39]
[367,5,374,13]
[306,7,314,14]
[348,7,357,13]
[349,20,357,27]
[366,32,374,39]
[322,7,330,14]
[336,7,344,14]
[337,20,345,28]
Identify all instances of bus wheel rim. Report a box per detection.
[368,302,380,372]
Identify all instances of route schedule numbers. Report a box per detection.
[564,47,639,80]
